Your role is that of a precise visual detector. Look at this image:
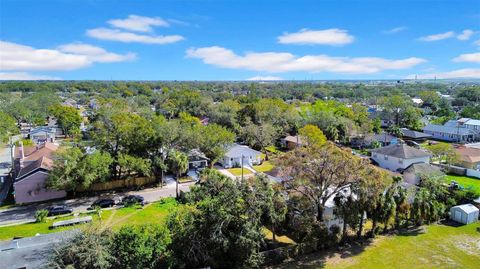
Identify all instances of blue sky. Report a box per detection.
[0,0,479,80]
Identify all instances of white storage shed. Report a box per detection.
[450,204,479,224]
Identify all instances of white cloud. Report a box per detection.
[186,46,425,74]
[0,72,61,80]
[453,52,480,63]
[58,43,136,62]
[383,26,407,34]
[474,39,480,46]
[419,31,455,41]
[278,28,354,45]
[108,15,169,32]
[407,69,480,79]
[457,29,474,40]
[247,76,284,81]
[0,41,134,71]
[87,28,184,44]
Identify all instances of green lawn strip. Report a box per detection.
[0,212,100,241]
[227,168,253,176]
[444,174,480,195]
[0,198,179,241]
[109,198,178,228]
[323,223,480,269]
[253,161,275,173]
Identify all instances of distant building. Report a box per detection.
[423,118,480,142]
[29,127,56,144]
[371,144,431,172]
[400,128,432,142]
[455,146,480,170]
[281,135,304,150]
[13,142,66,204]
[220,144,262,168]
[412,98,423,105]
[188,149,209,170]
[423,124,476,142]
[351,132,398,149]
[454,145,480,178]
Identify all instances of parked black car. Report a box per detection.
[121,195,145,206]
[89,199,116,209]
[46,205,73,216]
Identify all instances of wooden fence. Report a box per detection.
[77,177,157,192]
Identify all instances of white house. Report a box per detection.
[323,188,349,231]
[423,118,480,142]
[219,144,262,168]
[450,204,479,224]
[29,127,56,144]
[371,143,431,172]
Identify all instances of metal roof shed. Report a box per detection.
[450,204,479,224]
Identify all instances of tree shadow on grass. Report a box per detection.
[439,219,463,228]
[268,239,374,269]
[396,226,426,237]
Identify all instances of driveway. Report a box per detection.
[0,178,195,226]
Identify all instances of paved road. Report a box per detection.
[0,179,195,226]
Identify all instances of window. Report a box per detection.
[399,158,403,164]
[384,156,388,160]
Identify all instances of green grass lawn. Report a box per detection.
[276,222,480,269]
[0,198,178,241]
[0,212,101,241]
[253,161,275,173]
[227,167,253,176]
[444,174,480,195]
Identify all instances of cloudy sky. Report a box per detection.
[0,0,479,80]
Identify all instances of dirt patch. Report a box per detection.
[453,236,480,256]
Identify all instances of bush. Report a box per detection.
[49,226,113,269]
[110,224,171,269]
[49,224,171,269]
[35,209,48,223]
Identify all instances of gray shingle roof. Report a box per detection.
[423,124,475,135]
[366,133,397,143]
[401,128,432,139]
[371,144,431,159]
[403,163,443,176]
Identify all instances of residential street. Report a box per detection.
[0,179,195,226]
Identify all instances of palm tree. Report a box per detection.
[392,177,408,229]
[411,188,430,226]
[168,150,189,199]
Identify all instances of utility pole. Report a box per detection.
[241,154,244,181]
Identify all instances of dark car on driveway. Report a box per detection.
[47,205,73,216]
[89,199,116,209]
[121,195,145,206]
